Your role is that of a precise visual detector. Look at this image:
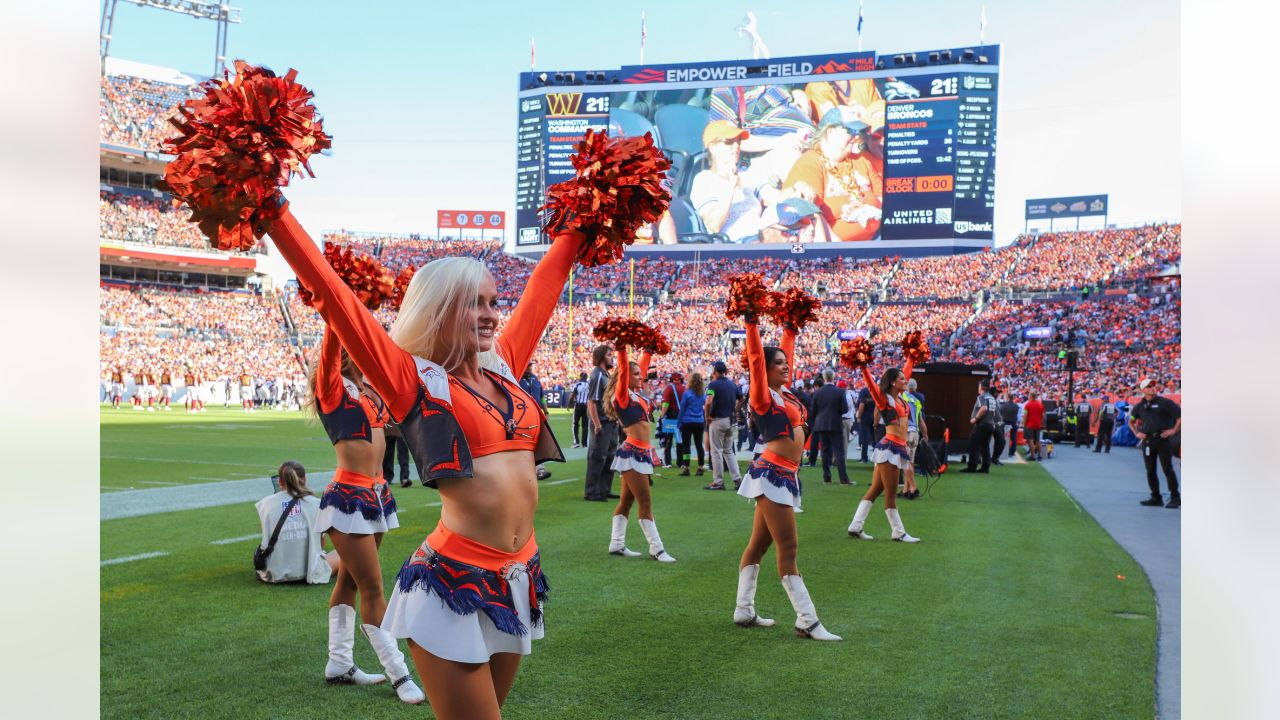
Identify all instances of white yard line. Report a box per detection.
[210,534,261,545]
[394,501,443,515]
[1061,488,1083,513]
[543,477,579,486]
[136,480,182,486]
[101,455,271,469]
[101,551,169,566]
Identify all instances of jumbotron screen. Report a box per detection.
[515,46,999,257]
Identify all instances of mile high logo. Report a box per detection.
[545,93,583,116]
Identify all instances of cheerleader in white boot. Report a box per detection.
[730,278,839,640]
[310,328,424,704]
[844,334,924,544]
[602,330,676,563]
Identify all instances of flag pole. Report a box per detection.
[640,11,646,64]
[857,0,864,53]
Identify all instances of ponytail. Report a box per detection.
[277,460,313,499]
[602,368,621,422]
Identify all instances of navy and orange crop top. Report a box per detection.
[268,207,575,488]
[744,321,808,443]
[447,370,542,456]
[858,359,914,426]
[613,345,654,429]
[315,327,389,445]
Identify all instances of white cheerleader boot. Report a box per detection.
[847,500,875,539]
[886,508,920,543]
[361,624,425,704]
[324,605,385,685]
[781,575,841,641]
[733,564,775,627]
[608,514,641,557]
[639,518,676,562]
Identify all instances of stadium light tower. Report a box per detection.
[100,0,243,76]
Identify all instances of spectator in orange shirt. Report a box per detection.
[783,107,883,242]
[801,79,885,134]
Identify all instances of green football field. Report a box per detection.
[101,407,1156,719]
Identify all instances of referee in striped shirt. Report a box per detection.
[571,372,590,448]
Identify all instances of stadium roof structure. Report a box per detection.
[103,57,206,85]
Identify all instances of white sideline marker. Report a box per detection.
[543,477,579,486]
[101,551,169,566]
[1061,488,1083,513]
[210,534,261,545]
[394,501,443,516]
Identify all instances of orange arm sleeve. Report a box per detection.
[614,345,630,409]
[781,326,797,367]
[637,350,652,378]
[315,326,346,413]
[496,230,585,377]
[268,207,419,421]
[860,366,887,410]
[746,320,771,415]
[902,357,914,381]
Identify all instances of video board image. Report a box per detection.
[614,79,885,246]
[514,49,998,249]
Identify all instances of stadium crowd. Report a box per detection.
[100,191,212,250]
[1002,224,1170,292]
[779,256,896,300]
[886,249,1017,299]
[100,74,196,151]
[100,222,1181,407]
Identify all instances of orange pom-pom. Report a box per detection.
[390,267,415,311]
[899,330,931,364]
[540,129,672,267]
[298,244,393,311]
[725,273,776,322]
[592,316,670,353]
[771,288,821,330]
[161,61,331,251]
[838,337,875,369]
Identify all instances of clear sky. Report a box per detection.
[103,0,1179,251]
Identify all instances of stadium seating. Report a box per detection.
[100,74,197,151]
[100,191,215,251]
[100,218,1182,405]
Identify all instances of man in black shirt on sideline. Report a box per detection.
[1129,378,1182,509]
[998,390,1020,459]
[1094,394,1119,454]
[584,345,620,502]
[961,379,998,473]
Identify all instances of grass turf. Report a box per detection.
[101,409,1156,719]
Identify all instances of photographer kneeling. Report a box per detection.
[255,461,337,584]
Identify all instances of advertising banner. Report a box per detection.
[438,210,506,230]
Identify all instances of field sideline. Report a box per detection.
[101,408,1156,719]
